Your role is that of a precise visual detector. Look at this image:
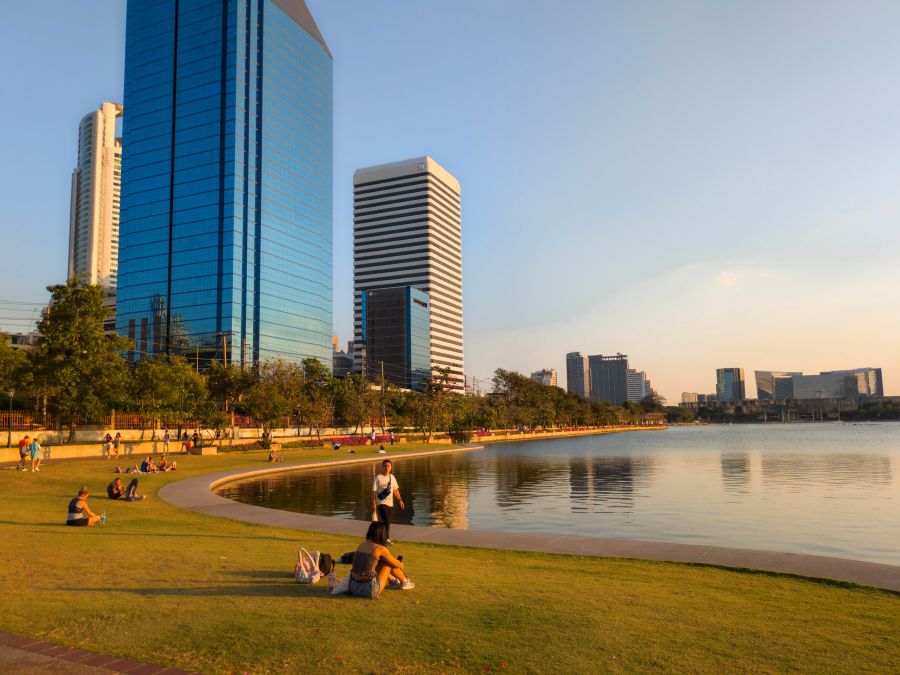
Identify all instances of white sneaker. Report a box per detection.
[34,468,40,472]
[400,578,414,590]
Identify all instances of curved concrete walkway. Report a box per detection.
[159,448,900,593]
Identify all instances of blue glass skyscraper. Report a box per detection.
[117,0,332,367]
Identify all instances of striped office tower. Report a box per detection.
[353,156,464,390]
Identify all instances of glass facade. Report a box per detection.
[361,286,431,391]
[117,0,332,367]
[588,354,629,406]
[715,367,746,402]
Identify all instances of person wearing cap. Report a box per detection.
[66,487,101,526]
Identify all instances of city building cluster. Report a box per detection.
[564,352,652,405]
[42,1,464,394]
[682,367,884,406]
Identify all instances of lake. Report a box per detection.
[215,424,900,565]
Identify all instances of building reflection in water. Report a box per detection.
[568,456,655,513]
[720,453,751,494]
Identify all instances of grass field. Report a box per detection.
[0,445,898,674]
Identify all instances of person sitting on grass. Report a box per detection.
[348,521,413,599]
[268,448,284,462]
[140,456,159,473]
[107,478,126,499]
[157,455,176,472]
[66,487,101,527]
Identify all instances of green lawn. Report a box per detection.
[1,446,898,674]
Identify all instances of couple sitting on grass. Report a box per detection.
[347,521,414,598]
[115,455,176,475]
[107,477,145,502]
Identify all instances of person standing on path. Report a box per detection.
[180,431,188,453]
[389,432,395,446]
[17,435,30,470]
[372,459,405,545]
[29,437,42,472]
[113,432,121,459]
[163,429,171,452]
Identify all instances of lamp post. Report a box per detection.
[6,389,13,448]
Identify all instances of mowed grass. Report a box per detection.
[0,446,898,674]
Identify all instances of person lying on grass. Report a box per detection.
[66,487,101,527]
[349,521,413,599]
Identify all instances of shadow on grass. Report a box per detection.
[73,583,320,598]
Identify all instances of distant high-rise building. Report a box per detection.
[755,371,799,400]
[716,368,746,402]
[588,353,629,405]
[626,369,651,402]
[681,392,699,404]
[68,102,123,292]
[117,0,333,367]
[566,352,590,399]
[353,157,463,389]
[824,368,884,397]
[531,369,558,388]
[360,286,431,391]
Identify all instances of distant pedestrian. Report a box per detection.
[373,459,405,545]
[29,437,42,472]
[389,432,395,446]
[370,430,376,445]
[17,435,30,470]
[191,430,201,450]
[163,429,171,452]
[113,432,121,459]
[180,431,188,453]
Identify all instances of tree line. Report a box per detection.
[0,281,692,441]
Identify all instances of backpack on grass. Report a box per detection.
[318,553,334,576]
[294,547,321,584]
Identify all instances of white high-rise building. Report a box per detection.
[626,369,651,402]
[353,157,463,390]
[531,369,558,388]
[68,102,123,291]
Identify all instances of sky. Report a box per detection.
[1,0,899,401]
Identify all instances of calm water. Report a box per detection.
[216,424,900,564]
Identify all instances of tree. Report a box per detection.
[0,333,28,396]
[412,367,452,442]
[206,360,255,431]
[302,358,334,438]
[130,355,202,438]
[244,376,290,438]
[30,281,130,441]
[334,374,376,434]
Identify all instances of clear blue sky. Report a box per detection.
[2,0,899,399]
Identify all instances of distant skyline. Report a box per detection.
[1,1,899,400]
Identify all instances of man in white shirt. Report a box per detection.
[372,459,405,545]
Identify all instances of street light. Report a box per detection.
[6,389,14,448]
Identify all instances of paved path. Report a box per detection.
[0,631,194,674]
[159,449,900,593]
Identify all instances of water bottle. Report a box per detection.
[327,570,336,590]
[100,512,107,526]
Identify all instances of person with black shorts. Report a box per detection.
[372,459,405,545]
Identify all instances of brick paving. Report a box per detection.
[0,631,195,674]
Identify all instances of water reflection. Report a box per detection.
[720,453,751,494]
[569,456,655,513]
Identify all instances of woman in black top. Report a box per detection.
[349,522,413,598]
